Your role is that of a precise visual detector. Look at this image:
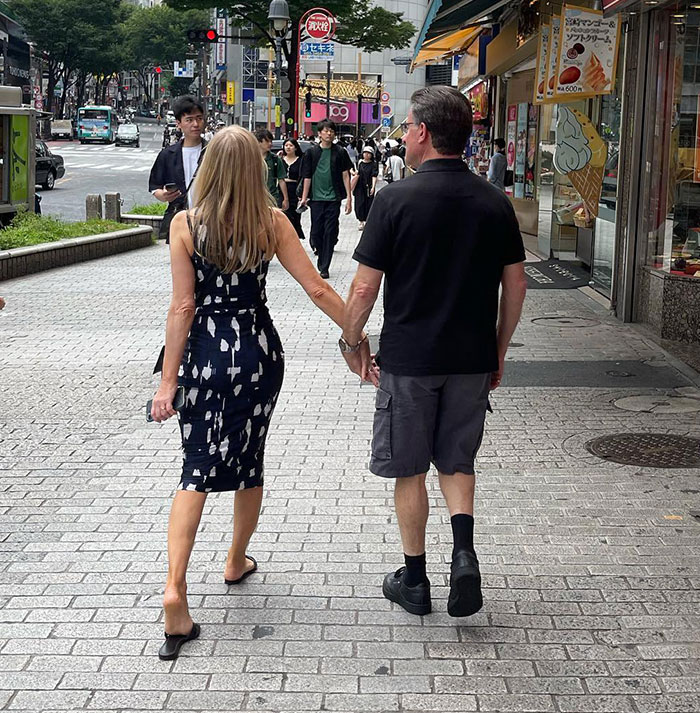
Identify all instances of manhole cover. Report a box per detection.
[532,316,600,328]
[613,396,700,414]
[585,433,700,468]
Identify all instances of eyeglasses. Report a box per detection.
[400,121,415,133]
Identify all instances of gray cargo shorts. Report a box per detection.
[370,371,491,479]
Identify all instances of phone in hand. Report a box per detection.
[146,385,186,422]
[164,183,178,192]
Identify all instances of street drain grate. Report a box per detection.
[585,433,700,468]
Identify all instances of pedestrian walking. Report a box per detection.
[255,129,289,211]
[149,95,207,242]
[299,119,353,279]
[149,126,348,660]
[384,147,405,183]
[340,86,527,618]
[346,139,358,168]
[351,146,378,230]
[281,138,305,241]
[488,137,507,191]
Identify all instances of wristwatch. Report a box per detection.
[338,333,368,354]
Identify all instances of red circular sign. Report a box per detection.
[305,11,335,40]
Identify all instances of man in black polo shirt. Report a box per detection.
[340,86,527,618]
[299,119,353,279]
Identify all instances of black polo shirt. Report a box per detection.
[353,158,525,376]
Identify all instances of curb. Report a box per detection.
[0,226,154,281]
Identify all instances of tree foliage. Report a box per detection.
[165,0,416,59]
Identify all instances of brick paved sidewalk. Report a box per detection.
[1,209,700,713]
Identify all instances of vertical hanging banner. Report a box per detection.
[226,81,235,105]
[506,104,517,196]
[545,16,561,102]
[216,9,227,71]
[514,103,528,199]
[10,115,29,204]
[555,5,621,99]
[534,22,550,105]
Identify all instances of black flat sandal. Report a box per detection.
[158,622,200,661]
[224,555,258,585]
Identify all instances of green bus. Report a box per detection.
[77,105,118,143]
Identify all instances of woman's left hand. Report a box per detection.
[151,381,178,422]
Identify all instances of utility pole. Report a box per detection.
[325,61,331,116]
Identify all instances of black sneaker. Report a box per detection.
[320,270,329,279]
[382,567,431,616]
[447,549,483,617]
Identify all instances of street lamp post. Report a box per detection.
[267,0,290,140]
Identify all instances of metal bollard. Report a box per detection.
[85,194,103,220]
[104,192,122,222]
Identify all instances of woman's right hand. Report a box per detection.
[151,381,178,422]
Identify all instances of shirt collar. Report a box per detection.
[415,158,468,173]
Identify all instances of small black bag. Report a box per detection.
[504,169,514,187]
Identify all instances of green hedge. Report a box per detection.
[0,212,124,250]
[128,202,167,215]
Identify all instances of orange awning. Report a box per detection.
[412,26,482,68]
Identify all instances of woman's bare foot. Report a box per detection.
[163,585,193,636]
[224,553,256,582]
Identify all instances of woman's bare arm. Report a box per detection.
[273,210,345,328]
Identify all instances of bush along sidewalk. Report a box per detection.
[127,202,167,215]
[0,211,153,280]
[0,212,124,251]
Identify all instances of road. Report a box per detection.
[41,119,164,222]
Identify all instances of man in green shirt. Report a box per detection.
[299,119,353,279]
[255,129,289,211]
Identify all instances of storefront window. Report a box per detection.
[593,58,624,294]
[646,8,700,277]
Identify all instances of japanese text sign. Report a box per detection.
[555,5,621,98]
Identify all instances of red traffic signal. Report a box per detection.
[154,66,162,74]
[187,29,218,42]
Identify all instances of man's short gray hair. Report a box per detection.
[410,86,473,156]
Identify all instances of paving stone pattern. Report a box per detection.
[1,209,700,713]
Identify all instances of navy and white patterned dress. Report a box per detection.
[176,229,284,493]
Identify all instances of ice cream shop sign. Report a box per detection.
[533,4,621,105]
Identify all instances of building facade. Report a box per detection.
[412,0,700,353]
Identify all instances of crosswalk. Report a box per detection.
[49,144,159,174]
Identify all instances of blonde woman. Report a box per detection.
[150,126,352,660]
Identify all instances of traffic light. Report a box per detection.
[154,66,162,74]
[305,91,312,118]
[372,102,379,121]
[187,29,218,42]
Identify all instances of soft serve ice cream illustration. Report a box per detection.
[554,106,607,217]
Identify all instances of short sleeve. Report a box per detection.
[352,189,392,271]
[500,198,527,265]
[371,163,379,178]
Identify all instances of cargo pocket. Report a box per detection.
[371,388,392,460]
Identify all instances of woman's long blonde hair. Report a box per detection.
[191,126,276,273]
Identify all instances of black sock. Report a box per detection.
[451,514,475,557]
[403,552,427,586]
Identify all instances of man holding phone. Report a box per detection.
[148,95,207,242]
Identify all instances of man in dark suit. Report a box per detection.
[148,96,206,241]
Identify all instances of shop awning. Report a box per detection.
[412,26,482,68]
[412,0,513,65]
